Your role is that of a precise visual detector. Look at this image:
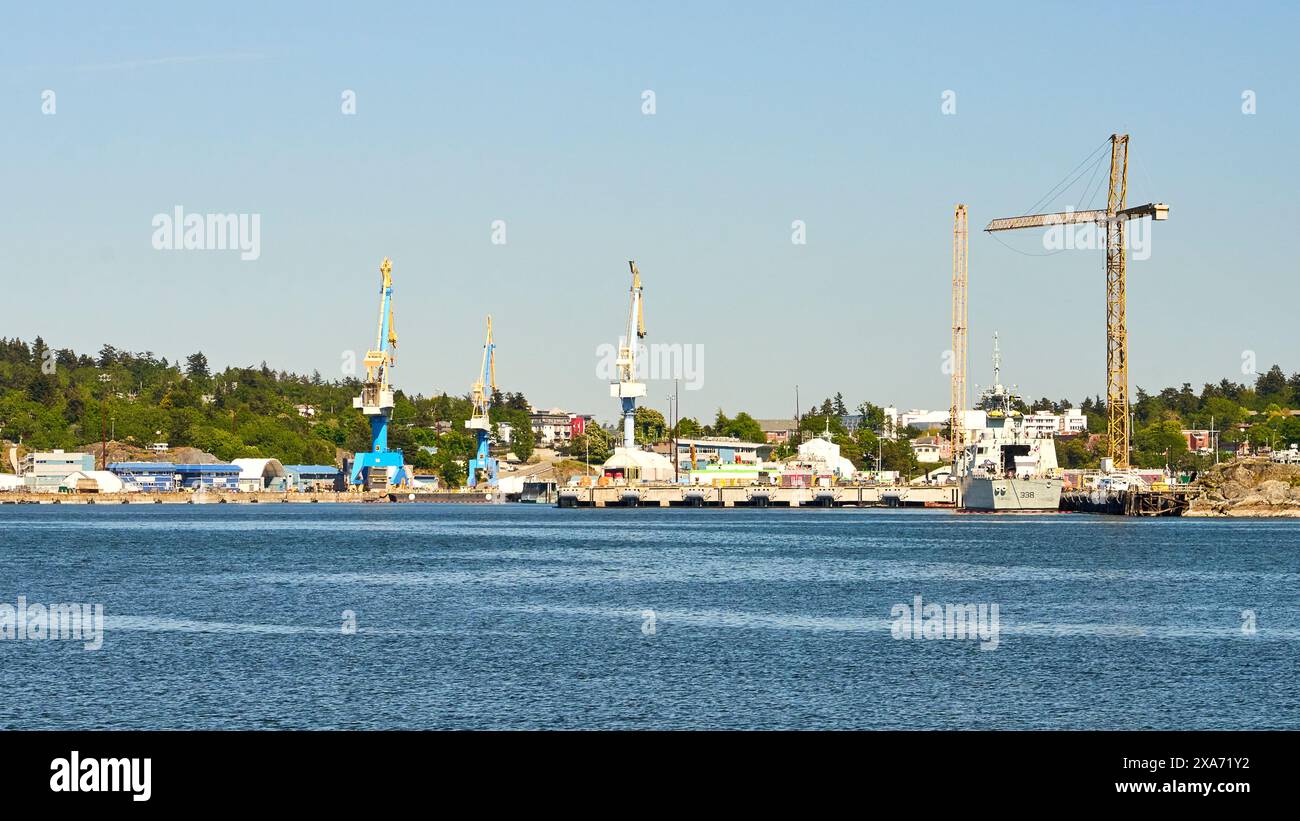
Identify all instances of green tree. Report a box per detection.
[634,407,667,444]
[1055,436,1094,469]
[855,401,886,431]
[185,352,210,381]
[854,427,880,468]
[1255,364,1288,404]
[880,437,920,477]
[568,424,613,463]
[673,416,702,438]
[507,410,535,462]
[726,412,764,443]
[1133,419,1188,468]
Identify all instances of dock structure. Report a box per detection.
[556,484,958,508]
[0,490,512,505]
[1060,487,1193,517]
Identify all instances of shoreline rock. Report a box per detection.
[1187,458,1300,517]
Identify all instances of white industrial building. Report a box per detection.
[796,436,856,479]
[231,458,287,492]
[19,450,96,492]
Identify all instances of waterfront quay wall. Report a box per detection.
[0,490,509,505]
[557,484,958,508]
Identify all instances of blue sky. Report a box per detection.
[3,2,1297,422]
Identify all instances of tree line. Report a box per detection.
[0,337,535,488]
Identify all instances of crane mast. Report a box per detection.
[951,204,968,477]
[1103,135,1131,469]
[610,261,647,450]
[986,133,1168,470]
[465,315,498,487]
[349,257,408,489]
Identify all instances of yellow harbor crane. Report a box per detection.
[986,134,1168,469]
[950,204,968,476]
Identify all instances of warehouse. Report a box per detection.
[231,458,287,492]
[109,463,180,493]
[21,450,95,492]
[283,465,344,492]
[174,464,242,491]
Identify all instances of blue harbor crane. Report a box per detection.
[464,315,498,488]
[349,257,408,490]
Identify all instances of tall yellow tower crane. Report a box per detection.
[950,204,968,476]
[985,134,1168,469]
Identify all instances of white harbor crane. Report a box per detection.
[610,261,646,449]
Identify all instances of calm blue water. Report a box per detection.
[1,504,1297,729]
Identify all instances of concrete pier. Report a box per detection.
[0,490,510,505]
[556,484,958,508]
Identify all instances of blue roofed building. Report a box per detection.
[108,462,180,493]
[283,465,344,492]
[174,463,242,491]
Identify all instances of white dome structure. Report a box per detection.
[231,458,287,491]
[797,436,857,478]
[602,447,674,482]
[59,471,129,493]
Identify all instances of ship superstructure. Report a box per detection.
[959,334,1062,511]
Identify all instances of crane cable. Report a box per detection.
[1020,137,1111,216]
[989,138,1111,257]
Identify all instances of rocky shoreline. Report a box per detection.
[1185,458,1300,517]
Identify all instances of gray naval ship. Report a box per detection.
[957,338,1063,512]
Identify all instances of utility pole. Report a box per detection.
[795,385,801,445]
[97,371,110,471]
[670,379,679,483]
[1210,415,1219,465]
[1130,411,1136,467]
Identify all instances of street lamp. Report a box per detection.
[666,388,679,483]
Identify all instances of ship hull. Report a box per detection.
[960,476,1062,511]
